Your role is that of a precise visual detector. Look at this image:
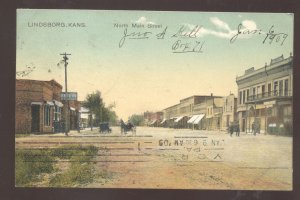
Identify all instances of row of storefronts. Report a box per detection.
[150,54,293,136]
[157,94,235,131]
[15,79,89,134]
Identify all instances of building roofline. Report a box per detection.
[16,78,63,89]
[236,54,293,82]
[179,95,223,102]
[163,95,224,111]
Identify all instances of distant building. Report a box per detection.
[163,94,224,130]
[144,111,164,127]
[221,93,238,131]
[79,106,90,129]
[205,96,224,130]
[16,79,63,134]
[236,54,293,135]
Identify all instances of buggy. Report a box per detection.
[120,119,136,135]
[228,122,240,136]
[99,122,112,134]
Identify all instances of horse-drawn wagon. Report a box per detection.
[120,119,136,135]
[99,122,112,134]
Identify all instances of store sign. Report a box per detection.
[61,92,78,101]
[264,100,276,108]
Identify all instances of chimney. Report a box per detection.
[211,93,213,97]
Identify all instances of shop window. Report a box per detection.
[54,106,61,121]
[44,105,51,126]
[283,106,292,117]
[260,109,266,116]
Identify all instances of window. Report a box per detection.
[252,88,256,99]
[239,91,242,104]
[284,79,289,96]
[257,86,261,96]
[283,106,292,117]
[262,85,265,97]
[261,108,266,116]
[274,81,278,96]
[268,83,271,97]
[279,80,283,96]
[44,105,51,126]
[246,89,249,102]
[53,106,61,121]
[242,90,246,104]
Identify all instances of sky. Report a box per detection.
[16,10,294,119]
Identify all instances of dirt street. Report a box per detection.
[15,127,292,190]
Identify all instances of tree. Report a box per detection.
[82,91,119,129]
[102,107,118,125]
[82,91,104,130]
[128,114,145,126]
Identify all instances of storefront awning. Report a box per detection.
[160,119,166,124]
[80,107,90,113]
[193,114,205,124]
[187,115,199,123]
[80,113,89,119]
[53,100,63,107]
[175,116,184,123]
[254,104,265,109]
[46,101,54,106]
[31,102,43,105]
[70,107,76,111]
[150,120,157,125]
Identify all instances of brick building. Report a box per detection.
[61,100,81,130]
[16,79,63,134]
[144,111,164,127]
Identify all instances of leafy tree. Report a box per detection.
[82,91,118,129]
[128,114,145,126]
[82,91,104,130]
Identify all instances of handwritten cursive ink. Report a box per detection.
[119,28,152,48]
[172,40,205,53]
[156,26,168,39]
[262,25,288,45]
[172,25,203,38]
[230,23,263,43]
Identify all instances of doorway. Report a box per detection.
[31,105,40,132]
[242,118,246,132]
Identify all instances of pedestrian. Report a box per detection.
[229,124,233,137]
[236,124,240,137]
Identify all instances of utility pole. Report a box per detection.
[60,52,71,136]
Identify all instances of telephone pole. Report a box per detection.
[60,52,71,136]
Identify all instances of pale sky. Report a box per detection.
[16,10,294,119]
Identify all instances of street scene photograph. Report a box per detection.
[15,10,293,190]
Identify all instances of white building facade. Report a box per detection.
[236,54,293,135]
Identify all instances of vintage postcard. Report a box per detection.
[15,9,293,190]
